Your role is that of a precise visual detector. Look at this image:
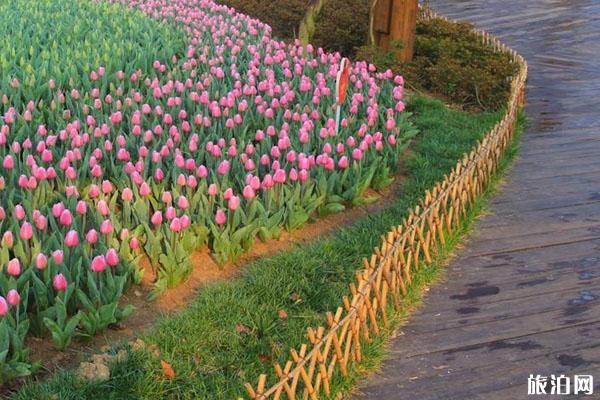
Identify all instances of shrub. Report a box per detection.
[358,18,519,110]
[220,0,369,56]
[216,0,307,40]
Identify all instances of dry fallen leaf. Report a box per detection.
[277,309,288,320]
[235,323,252,335]
[289,292,301,303]
[160,360,176,379]
[258,354,272,364]
[192,355,202,367]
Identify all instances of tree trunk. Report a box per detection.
[372,0,418,62]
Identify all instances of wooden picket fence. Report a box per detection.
[245,7,528,400]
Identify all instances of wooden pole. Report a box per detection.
[373,0,418,62]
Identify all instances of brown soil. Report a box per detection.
[18,167,407,391]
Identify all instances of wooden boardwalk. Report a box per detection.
[356,1,600,399]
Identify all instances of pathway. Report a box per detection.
[356,1,600,398]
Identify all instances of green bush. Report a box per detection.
[311,0,369,55]
[218,0,307,40]
[358,18,519,110]
[220,0,369,55]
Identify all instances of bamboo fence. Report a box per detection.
[245,7,528,400]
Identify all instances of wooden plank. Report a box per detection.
[360,322,600,384]
[472,208,600,243]
[357,332,600,400]
[464,226,600,257]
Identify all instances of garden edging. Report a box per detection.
[244,7,528,399]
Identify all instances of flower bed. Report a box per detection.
[0,0,413,381]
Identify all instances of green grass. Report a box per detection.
[10,97,509,400]
[0,0,186,100]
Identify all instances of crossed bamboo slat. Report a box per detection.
[245,7,527,400]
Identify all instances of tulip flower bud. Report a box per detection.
[151,211,163,225]
[59,210,73,226]
[20,222,33,240]
[6,257,20,277]
[100,220,113,235]
[91,255,107,273]
[121,188,133,202]
[215,209,227,226]
[36,253,48,270]
[7,289,20,306]
[105,248,119,267]
[228,196,240,211]
[53,273,68,291]
[64,230,79,247]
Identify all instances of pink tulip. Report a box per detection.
[86,229,99,244]
[97,200,110,216]
[120,229,129,241]
[6,258,20,276]
[139,182,151,197]
[162,191,173,204]
[352,149,363,161]
[338,156,349,169]
[102,180,113,193]
[228,196,240,211]
[100,220,113,235]
[122,188,134,202]
[243,185,255,199]
[177,196,189,209]
[262,174,274,189]
[0,297,7,316]
[151,211,163,225]
[250,176,261,190]
[165,207,176,220]
[91,255,107,273]
[180,215,190,229]
[88,184,101,198]
[273,169,286,184]
[53,274,68,291]
[130,237,140,250]
[20,222,33,240]
[59,210,73,226]
[35,253,48,270]
[215,209,227,226]
[76,200,87,215]
[65,230,79,247]
[7,289,20,306]
[299,169,309,183]
[217,160,230,176]
[52,250,64,265]
[35,215,48,230]
[196,165,208,178]
[169,218,182,232]
[105,248,119,267]
[208,183,218,197]
[2,155,14,169]
[14,205,25,220]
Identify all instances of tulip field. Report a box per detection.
[0,0,415,382]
